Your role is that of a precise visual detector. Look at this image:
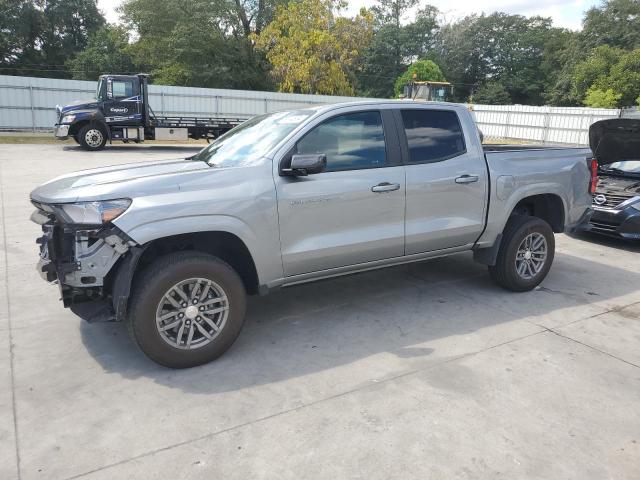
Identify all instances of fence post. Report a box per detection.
[264,98,268,113]
[214,95,219,116]
[29,85,36,132]
[161,92,165,115]
[541,109,551,144]
[504,110,511,139]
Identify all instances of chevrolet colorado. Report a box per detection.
[31,101,597,368]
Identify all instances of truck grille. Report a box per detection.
[592,192,635,209]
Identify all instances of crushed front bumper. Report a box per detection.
[32,206,134,306]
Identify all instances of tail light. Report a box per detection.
[589,158,598,195]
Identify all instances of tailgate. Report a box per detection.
[589,119,640,165]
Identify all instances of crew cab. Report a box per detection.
[31,101,596,368]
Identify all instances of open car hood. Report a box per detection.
[589,119,640,165]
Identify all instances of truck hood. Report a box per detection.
[30,158,211,204]
[589,119,640,165]
[59,98,98,114]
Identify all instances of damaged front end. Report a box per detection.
[31,199,139,320]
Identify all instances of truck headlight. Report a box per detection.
[57,199,131,224]
[61,114,76,124]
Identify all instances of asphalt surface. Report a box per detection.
[1,144,639,480]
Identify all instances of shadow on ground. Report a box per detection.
[80,250,639,394]
[568,230,640,253]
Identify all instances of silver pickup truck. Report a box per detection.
[31,101,597,368]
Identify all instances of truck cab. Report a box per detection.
[55,74,149,149]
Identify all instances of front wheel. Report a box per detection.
[127,252,247,368]
[489,215,555,292]
[78,124,107,151]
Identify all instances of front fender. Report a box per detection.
[120,214,282,287]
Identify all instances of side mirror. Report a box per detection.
[284,154,326,176]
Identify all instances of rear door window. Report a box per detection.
[401,109,466,163]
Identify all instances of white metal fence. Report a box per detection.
[0,74,623,146]
[472,104,620,146]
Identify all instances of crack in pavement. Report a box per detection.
[0,161,22,480]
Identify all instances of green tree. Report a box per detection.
[120,0,276,89]
[581,0,640,50]
[583,87,622,108]
[541,28,582,106]
[570,46,640,107]
[394,59,445,96]
[67,25,136,80]
[357,4,439,97]
[253,0,373,95]
[471,82,511,105]
[0,0,105,78]
[434,13,552,104]
[608,49,640,106]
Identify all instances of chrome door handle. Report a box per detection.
[455,175,479,184]
[371,182,400,193]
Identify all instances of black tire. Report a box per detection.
[78,123,107,151]
[488,215,555,292]
[127,252,247,368]
[72,134,81,144]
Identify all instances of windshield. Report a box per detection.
[601,160,640,174]
[192,110,314,168]
[95,78,104,101]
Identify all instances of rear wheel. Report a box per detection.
[78,124,107,151]
[489,215,555,292]
[127,252,247,368]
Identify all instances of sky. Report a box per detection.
[97,0,602,31]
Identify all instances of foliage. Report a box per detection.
[583,87,622,108]
[570,46,640,107]
[67,26,136,80]
[434,13,552,105]
[253,0,373,95]
[393,59,445,96]
[119,0,278,90]
[581,0,640,50]
[471,82,512,105]
[0,0,105,78]
[356,3,439,97]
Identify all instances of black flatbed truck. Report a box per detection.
[54,73,246,151]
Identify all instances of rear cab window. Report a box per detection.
[400,109,466,164]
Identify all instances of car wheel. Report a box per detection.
[489,215,555,292]
[78,124,107,151]
[127,252,247,368]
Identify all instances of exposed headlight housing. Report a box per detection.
[57,199,131,224]
[60,114,76,124]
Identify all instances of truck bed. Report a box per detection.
[151,115,247,129]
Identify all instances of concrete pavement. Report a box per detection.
[0,144,638,479]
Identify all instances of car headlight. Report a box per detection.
[632,201,640,212]
[61,114,76,124]
[57,199,131,224]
